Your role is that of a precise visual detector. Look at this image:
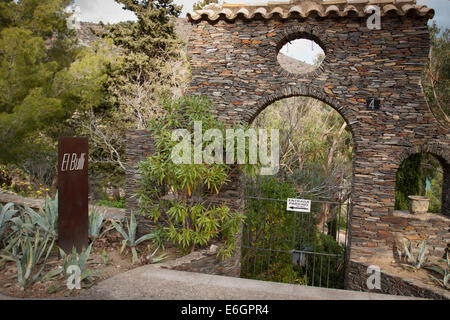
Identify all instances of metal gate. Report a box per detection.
[241,174,351,289]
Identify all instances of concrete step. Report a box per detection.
[78,266,420,300]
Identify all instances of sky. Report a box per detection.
[73,0,449,64]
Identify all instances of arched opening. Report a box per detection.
[241,95,354,289]
[278,38,325,74]
[395,152,448,216]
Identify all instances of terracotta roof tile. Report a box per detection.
[187,0,434,22]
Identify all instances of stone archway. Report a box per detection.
[184,1,450,287]
[248,85,353,127]
[396,142,450,167]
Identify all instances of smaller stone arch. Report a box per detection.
[396,142,450,167]
[395,142,450,217]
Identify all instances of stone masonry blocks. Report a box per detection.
[186,14,450,266]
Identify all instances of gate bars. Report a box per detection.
[241,174,351,289]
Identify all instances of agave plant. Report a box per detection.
[0,202,18,243]
[401,239,429,270]
[5,212,37,252]
[59,243,97,289]
[1,231,59,290]
[146,246,168,264]
[88,210,113,241]
[88,210,104,241]
[425,253,450,290]
[24,195,58,238]
[111,213,158,263]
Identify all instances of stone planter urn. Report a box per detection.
[408,196,430,214]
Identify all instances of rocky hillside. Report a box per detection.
[278,53,315,74]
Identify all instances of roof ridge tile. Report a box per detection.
[188,0,433,22]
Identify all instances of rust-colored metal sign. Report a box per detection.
[58,137,89,254]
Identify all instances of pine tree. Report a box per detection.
[103,0,186,128]
[0,0,114,189]
[106,0,182,91]
[73,0,188,197]
[0,0,77,163]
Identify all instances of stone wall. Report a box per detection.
[381,211,449,259]
[347,261,450,300]
[125,130,155,214]
[443,160,450,217]
[186,9,450,267]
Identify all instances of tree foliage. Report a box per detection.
[395,154,423,211]
[252,97,353,231]
[253,97,353,199]
[395,153,443,213]
[66,0,190,199]
[0,1,81,173]
[0,0,190,198]
[426,169,443,214]
[423,25,449,126]
[104,0,186,120]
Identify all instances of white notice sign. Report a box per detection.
[287,198,311,213]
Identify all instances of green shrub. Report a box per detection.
[395,154,423,211]
[137,96,259,259]
[5,210,37,252]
